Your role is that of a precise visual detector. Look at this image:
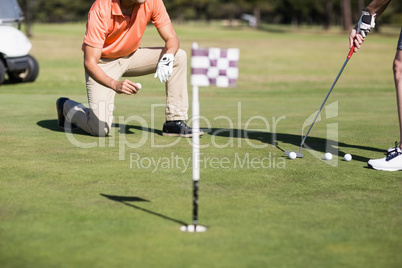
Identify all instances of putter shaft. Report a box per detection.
[299,46,355,152]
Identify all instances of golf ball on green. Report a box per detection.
[344,153,352,161]
[137,83,142,89]
[289,152,297,159]
[324,152,332,160]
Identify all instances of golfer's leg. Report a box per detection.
[122,48,162,77]
[165,48,188,121]
[394,28,402,148]
[123,48,188,121]
[86,75,116,137]
[65,58,120,136]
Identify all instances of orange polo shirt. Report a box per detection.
[83,0,171,59]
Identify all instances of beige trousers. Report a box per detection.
[64,47,189,136]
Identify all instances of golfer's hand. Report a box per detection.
[113,79,141,95]
[357,11,376,38]
[154,54,174,83]
[349,28,365,52]
[349,10,375,53]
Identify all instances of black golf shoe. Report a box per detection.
[162,120,203,138]
[56,97,77,130]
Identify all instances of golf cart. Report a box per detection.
[0,0,39,85]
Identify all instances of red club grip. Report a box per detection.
[347,44,355,59]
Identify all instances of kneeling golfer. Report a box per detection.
[56,0,202,138]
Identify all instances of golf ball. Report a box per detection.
[289,152,297,159]
[137,83,142,90]
[324,152,333,160]
[344,153,352,161]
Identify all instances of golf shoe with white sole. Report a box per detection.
[368,148,402,171]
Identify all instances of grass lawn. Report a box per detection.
[0,22,401,267]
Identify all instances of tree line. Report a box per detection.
[19,0,402,34]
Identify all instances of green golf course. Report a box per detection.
[0,22,401,267]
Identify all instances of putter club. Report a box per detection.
[284,150,304,158]
[287,45,355,158]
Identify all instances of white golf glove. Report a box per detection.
[357,10,376,38]
[154,54,174,83]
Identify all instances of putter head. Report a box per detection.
[284,150,304,158]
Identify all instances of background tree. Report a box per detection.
[341,0,352,30]
[15,0,402,32]
[20,0,32,37]
[324,0,334,30]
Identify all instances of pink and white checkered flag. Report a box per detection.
[186,43,240,233]
[191,43,240,88]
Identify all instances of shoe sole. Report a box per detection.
[56,97,78,130]
[368,164,402,171]
[162,132,204,138]
[56,98,67,129]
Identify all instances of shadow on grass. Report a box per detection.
[100,194,187,226]
[36,120,163,136]
[112,123,163,136]
[37,119,92,136]
[37,119,66,133]
[207,128,383,159]
[124,125,383,163]
[37,119,384,163]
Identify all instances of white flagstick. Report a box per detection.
[181,42,239,232]
[192,85,200,230]
[180,85,206,233]
[192,86,200,182]
[180,43,206,233]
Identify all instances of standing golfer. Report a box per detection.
[349,0,402,170]
[56,0,202,138]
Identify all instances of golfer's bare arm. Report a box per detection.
[83,44,138,95]
[365,0,392,16]
[349,0,392,51]
[83,23,178,94]
[156,22,179,55]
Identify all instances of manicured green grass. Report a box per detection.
[0,22,401,267]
